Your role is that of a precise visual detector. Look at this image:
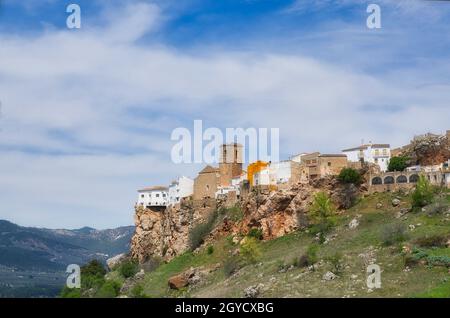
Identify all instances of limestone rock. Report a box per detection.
[349,218,359,229]
[106,253,128,270]
[392,198,401,207]
[322,271,337,281]
[168,274,189,290]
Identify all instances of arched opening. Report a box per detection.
[384,176,394,184]
[409,174,419,183]
[372,177,382,185]
[397,175,407,183]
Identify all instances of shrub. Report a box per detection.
[247,228,263,240]
[326,252,344,274]
[189,210,218,250]
[81,259,106,277]
[309,192,335,225]
[414,234,448,248]
[388,156,409,172]
[207,245,214,255]
[338,168,362,185]
[119,260,139,278]
[130,284,146,298]
[141,256,162,273]
[297,244,319,268]
[427,199,449,216]
[223,257,240,277]
[412,175,434,208]
[381,222,408,246]
[239,237,261,264]
[96,280,121,298]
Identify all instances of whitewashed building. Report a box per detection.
[252,160,298,186]
[342,143,391,172]
[445,159,450,187]
[168,176,194,205]
[137,186,169,208]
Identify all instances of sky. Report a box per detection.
[0,0,449,229]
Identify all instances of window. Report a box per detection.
[163,193,166,197]
[383,149,387,155]
[156,193,160,197]
[327,162,331,167]
[375,149,380,156]
[141,194,144,198]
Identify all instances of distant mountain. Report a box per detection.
[0,220,134,297]
[0,220,134,271]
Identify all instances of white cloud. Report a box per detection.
[0,1,449,228]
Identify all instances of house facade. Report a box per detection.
[137,186,169,208]
[342,143,391,172]
[168,176,194,205]
[298,152,348,180]
[252,160,301,186]
[193,165,220,200]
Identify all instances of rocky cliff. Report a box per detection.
[130,176,362,263]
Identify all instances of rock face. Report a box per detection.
[130,199,216,262]
[131,176,362,262]
[106,253,128,270]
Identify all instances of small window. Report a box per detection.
[327,162,331,167]
[141,194,144,198]
[156,193,160,197]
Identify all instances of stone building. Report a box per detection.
[193,165,220,200]
[298,152,348,180]
[219,143,243,187]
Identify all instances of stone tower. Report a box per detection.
[219,143,243,187]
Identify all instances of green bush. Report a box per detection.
[96,280,121,298]
[119,260,139,278]
[381,222,408,246]
[414,234,448,248]
[412,175,434,208]
[207,245,214,255]
[247,228,263,240]
[223,257,241,277]
[130,284,146,298]
[240,237,261,264]
[309,192,335,225]
[326,252,344,274]
[388,156,409,172]
[338,168,362,185]
[297,244,319,268]
[189,210,218,250]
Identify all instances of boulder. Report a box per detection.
[243,284,264,298]
[106,253,128,270]
[168,274,189,290]
[322,271,337,281]
[348,218,359,229]
[392,198,401,207]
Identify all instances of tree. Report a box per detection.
[310,192,335,224]
[338,168,362,185]
[388,156,409,172]
[412,175,434,208]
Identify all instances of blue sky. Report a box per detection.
[0,0,449,229]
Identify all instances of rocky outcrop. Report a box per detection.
[130,198,216,262]
[131,176,363,262]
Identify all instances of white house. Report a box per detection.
[168,176,194,205]
[252,160,295,186]
[137,186,169,208]
[215,173,246,198]
[342,143,391,172]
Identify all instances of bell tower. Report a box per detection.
[219,143,243,187]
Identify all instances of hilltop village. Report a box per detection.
[137,130,450,211]
[129,130,450,264]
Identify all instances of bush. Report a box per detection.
[381,222,408,246]
[414,234,448,248]
[223,257,240,277]
[96,280,121,298]
[130,284,146,298]
[427,199,449,216]
[239,237,261,263]
[80,259,107,290]
[388,156,409,172]
[119,260,138,278]
[412,175,434,208]
[326,252,344,274]
[338,168,362,185]
[247,228,263,240]
[297,244,319,268]
[309,192,335,225]
[189,210,218,250]
[207,245,214,255]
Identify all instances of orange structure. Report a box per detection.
[247,161,269,186]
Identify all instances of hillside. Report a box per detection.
[0,220,134,297]
[75,188,450,298]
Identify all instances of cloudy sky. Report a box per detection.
[0,0,449,229]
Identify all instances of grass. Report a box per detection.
[111,191,450,298]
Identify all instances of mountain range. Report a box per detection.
[0,220,134,297]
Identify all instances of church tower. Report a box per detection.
[219,143,243,187]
